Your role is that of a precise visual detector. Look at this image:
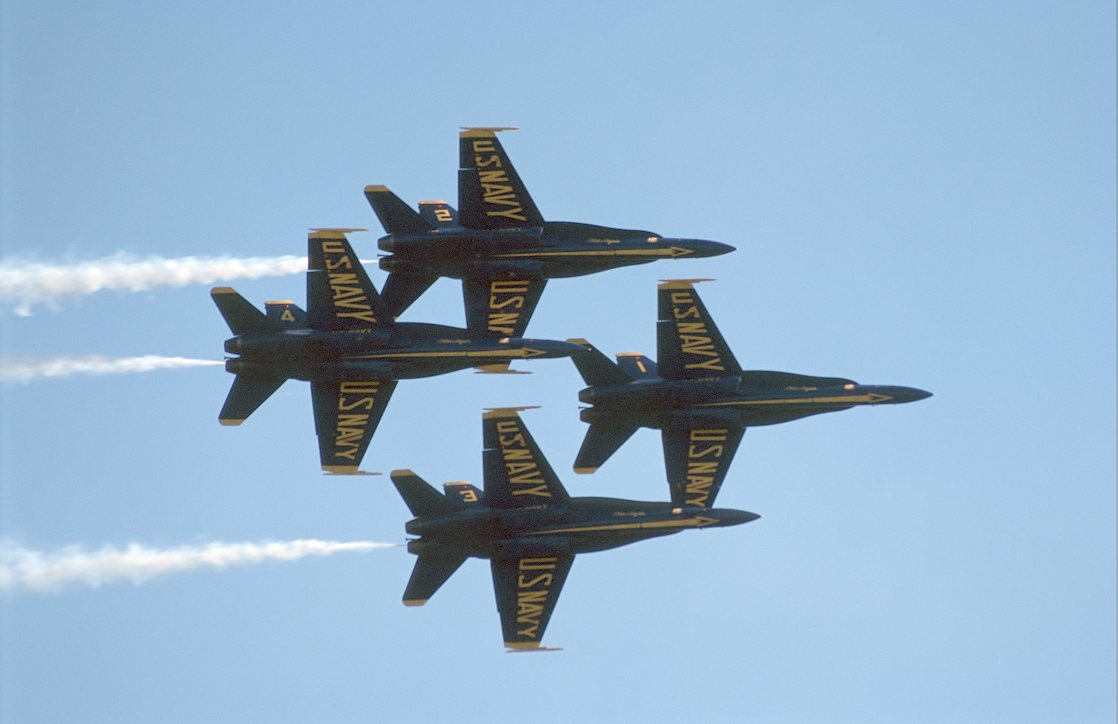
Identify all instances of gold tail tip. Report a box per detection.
[482,406,540,419]
[565,338,592,346]
[573,467,598,475]
[211,286,237,295]
[390,469,417,479]
[364,185,390,193]
[403,599,428,607]
[218,418,244,426]
[309,228,367,239]
[321,464,361,475]
[460,126,518,137]
[657,278,716,290]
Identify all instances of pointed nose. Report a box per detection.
[869,385,933,404]
[660,238,736,257]
[710,509,761,527]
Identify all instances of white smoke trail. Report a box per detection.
[0,253,305,315]
[0,355,224,383]
[0,539,397,592]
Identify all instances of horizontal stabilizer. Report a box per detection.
[380,271,439,320]
[391,469,459,518]
[211,287,279,336]
[218,374,286,426]
[364,185,434,234]
[574,419,641,474]
[566,339,632,386]
[402,548,467,606]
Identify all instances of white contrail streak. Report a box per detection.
[0,355,224,383]
[0,539,397,592]
[0,253,305,315]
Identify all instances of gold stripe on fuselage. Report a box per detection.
[534,516,718,536]
[492,247,692,258]
[698,393,892,407]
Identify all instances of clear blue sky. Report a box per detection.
[2,2,1114,722]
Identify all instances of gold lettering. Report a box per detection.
[518,573,554,588]
[688,443,725,459]
[338,395,375,412]
[489,295,525,310]
[325,255,353,271]
[520,557,558,571]
[478,169,510,184]
[486,207,527,221]
[487,313,518,335]
[321,241,346,254]
[474,153,501,168]
[685,357,726,371]
[472,140,496,154]
[673,304,701,320]
[690,429,728,442]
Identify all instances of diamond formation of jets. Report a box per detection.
[567,279,931,507]
[391,408,758,650]
[212,230,578,474]
[364,127,734,339]
[210,130,929,649]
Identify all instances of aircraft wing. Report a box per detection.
[306,230,387,331]
[311,378,397,473]
[491,551,574,650]
[458,128,544,230]
[463,278,547,339]
[482,408,570,507]
[656,280,742,380]
[661,425,746,508]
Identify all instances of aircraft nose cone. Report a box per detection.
[882,386,933,403]
[661,238,736,257]
[710,509,761,527]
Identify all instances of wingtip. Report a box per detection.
[308,228,367,239]
[657,278,716,290]
[482,406,541,419]
[321,464,361,475]
[460,126,518,138]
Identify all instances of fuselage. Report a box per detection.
[405,497,757,558]
[222,322,578,381]
[578,371,933,429]
[377,221,734,281]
